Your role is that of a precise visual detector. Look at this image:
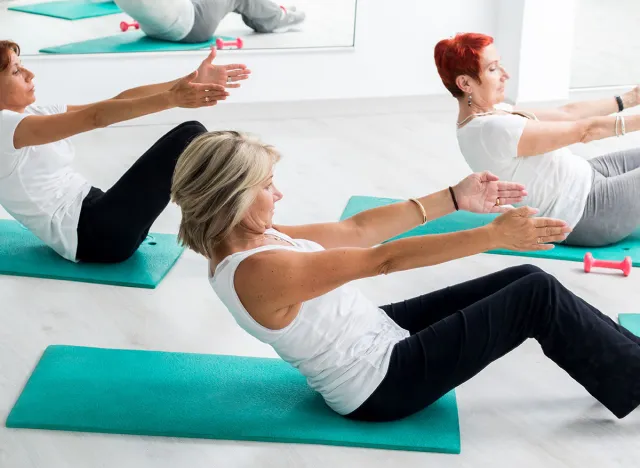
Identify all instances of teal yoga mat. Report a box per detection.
[340,196,640,267]
[40,31,236,54]
[0,219,183,288]
[619,314,640,334]
[9,1,121,20]
[6,346,461,454]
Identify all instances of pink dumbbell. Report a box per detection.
[584,252,632,277]
[120,20,140,32]
[215,37,244,50]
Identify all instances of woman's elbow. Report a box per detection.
[92,112,108,129]
[578,119,598,144]
[370,246,395,276]
[85,108,108,129]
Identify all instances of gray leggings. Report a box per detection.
[182,0,283,42]
[564,148,640,247]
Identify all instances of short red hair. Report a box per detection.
[434,33,494,98]
[0,40,20,73]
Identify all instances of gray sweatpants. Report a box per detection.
[182,0,283,42]
[564,148,640,247]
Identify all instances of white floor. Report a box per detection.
[0,0,356,56]
[1,102,640,467]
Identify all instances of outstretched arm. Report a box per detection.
[516,87,638,122]
[67,47,250,112]
[276,172,526,249]
[516,112,640,157]
[67,79,181,111]
[14,71,226,149]
[238,206,569,327]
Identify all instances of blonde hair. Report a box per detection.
[171,130,280,258]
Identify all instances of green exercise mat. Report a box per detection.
[9,1,121,20]
[618,314,640,334]
[340,196,640,267]
[40,31,236,54]
[6,345,461,454]
[0,219,183,288]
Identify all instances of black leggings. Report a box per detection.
[346,265,640,422]
[76,121,207,263]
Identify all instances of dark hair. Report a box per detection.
[0,40,20,73]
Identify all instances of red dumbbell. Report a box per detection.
[584,252,632,277]
[215,37,244,50]
[120,20,140,32]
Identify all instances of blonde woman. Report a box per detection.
[170,131,640,422]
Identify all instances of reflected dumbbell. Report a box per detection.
[120,20,140,32]
[215,37,244,50]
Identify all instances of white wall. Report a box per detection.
[494,0,525,104]
[516,0,577,103]
[16,0,615,123]
[22,0,498,116]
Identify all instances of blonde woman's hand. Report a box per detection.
[488,206,572,251]
[167,70,229,108]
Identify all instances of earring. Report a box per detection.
[468,94,472,107]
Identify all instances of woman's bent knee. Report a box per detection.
[174,120,207,133]
[513,264,544,276]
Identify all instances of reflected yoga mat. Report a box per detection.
[40,31,237,54]
[340,196,640,266]
[9,1,122,20]
[6,346,461,454]
[0,219,183,288]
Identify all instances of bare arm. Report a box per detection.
[516,88,638,122]
[237,207,570,318]
[517,113,640,157]
[15,93,172,149]
[275,189,455,249]
[238,227,496,316]
[13,73,226,149]
[67,47,249,112]
[277,173,527,249]
[67,79,180,112]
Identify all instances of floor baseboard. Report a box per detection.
[112,94,456,127]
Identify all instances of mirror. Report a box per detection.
[0,0,357,56]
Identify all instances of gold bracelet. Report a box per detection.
[408,198,428,225]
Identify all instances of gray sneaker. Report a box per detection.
[273,6,306,32]
[241,5,306,33]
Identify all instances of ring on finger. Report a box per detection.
[205,96,210,102]
[537,237,542,244]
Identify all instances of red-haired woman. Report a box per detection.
[435,33,640,247]
[0,40,248,263]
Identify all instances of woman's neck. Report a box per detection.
[210,229,278,268]
[0,102,28,113]
[456,99,497,127]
